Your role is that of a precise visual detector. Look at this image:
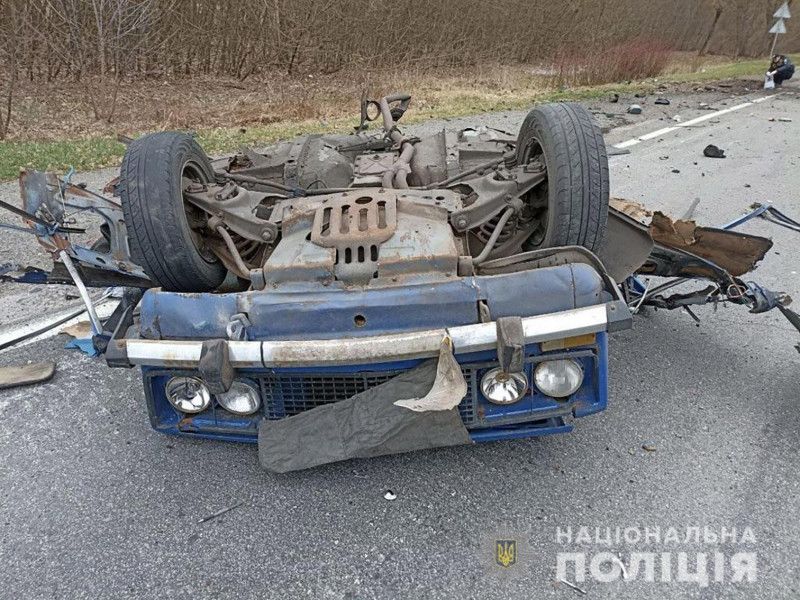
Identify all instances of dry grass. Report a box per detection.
[0,53,787,180]
[553,39,673,87]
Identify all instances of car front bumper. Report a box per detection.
[106,263,631,449]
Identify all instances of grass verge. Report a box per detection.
[0,56,789,181]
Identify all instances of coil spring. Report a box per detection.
[231,233,266,269]
[473,212,518,245]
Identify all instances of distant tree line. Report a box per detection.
[0,0,794,85]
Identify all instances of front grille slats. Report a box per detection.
[259,368,478,425]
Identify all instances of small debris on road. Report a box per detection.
[609,93,619,103]
[769,117,793,122]
[197,500,244,524]
[557,578,588,595]
[672,115,683,122]
[607,147,631,156]
[60,321,92,338]
[671,169,681,174]
[703,144,726,158]
[384,490,397,501]
[655,98,670,105]
[0,362,56,390]
[627,104,642,115]
[642,442,657,452]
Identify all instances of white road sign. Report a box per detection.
[774,2,791,20]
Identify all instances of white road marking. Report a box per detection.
[612,93,779,150]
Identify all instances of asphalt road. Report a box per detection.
[1,84,799,599]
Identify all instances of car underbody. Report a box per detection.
[2,93,799,471]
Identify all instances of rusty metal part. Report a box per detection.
[608,197,773,279]
[309,191,398,285]
[648,212,772,277]
[184,183,278,243]
[377,93,416,189]
[58,250,103,335]
[449,168,544,232]
[214,225,253,280]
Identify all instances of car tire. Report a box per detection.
[515,102,609,252]
[119,132,227,292]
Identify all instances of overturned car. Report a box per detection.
[6,94,799,472]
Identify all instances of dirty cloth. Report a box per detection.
[258,351,472,473]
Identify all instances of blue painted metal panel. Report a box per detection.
[138,263,606,341]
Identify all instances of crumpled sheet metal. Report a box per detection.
[610,198,773,277]
[258,339,472,473]
[394,337,467,412]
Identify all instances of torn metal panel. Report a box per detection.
[648,212,772,277]
[608,198,773,279]
[598,208,654,281]
[13,170,151,288]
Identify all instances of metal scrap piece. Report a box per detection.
[394,337,467,412]
[648,212,772,277]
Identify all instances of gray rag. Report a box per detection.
[258,358,472,473]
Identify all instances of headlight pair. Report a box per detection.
[165,377,261,415]
[480,359,584,405]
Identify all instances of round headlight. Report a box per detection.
[216,380,261,415]
[165,376,211,413]
[480,368,528,405]
[533,359,583,398]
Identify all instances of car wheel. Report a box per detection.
[119,132,227,292]
[515,102,609,252]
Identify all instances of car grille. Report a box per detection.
[258,367,479,425]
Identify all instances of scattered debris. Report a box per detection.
[698,103,715,111]
[724,203,800,234]
[703,144,726,159]
[61,321,93,338]
[642,442,657,452]
[769,117,793,122]
[60,319,100,356]
[612,554,630,579]
[607,147,631,156]
[384,490,397,501]
[65,337,100,357]
[672,115,683,123]
[197,500,244,524]
[0,362,56,390]
[627,104,642,115]
[681,198,701,220]
[654,98,670,105]
[609,93,619,103]
[671,169,680,174]
[557,578,588,596]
